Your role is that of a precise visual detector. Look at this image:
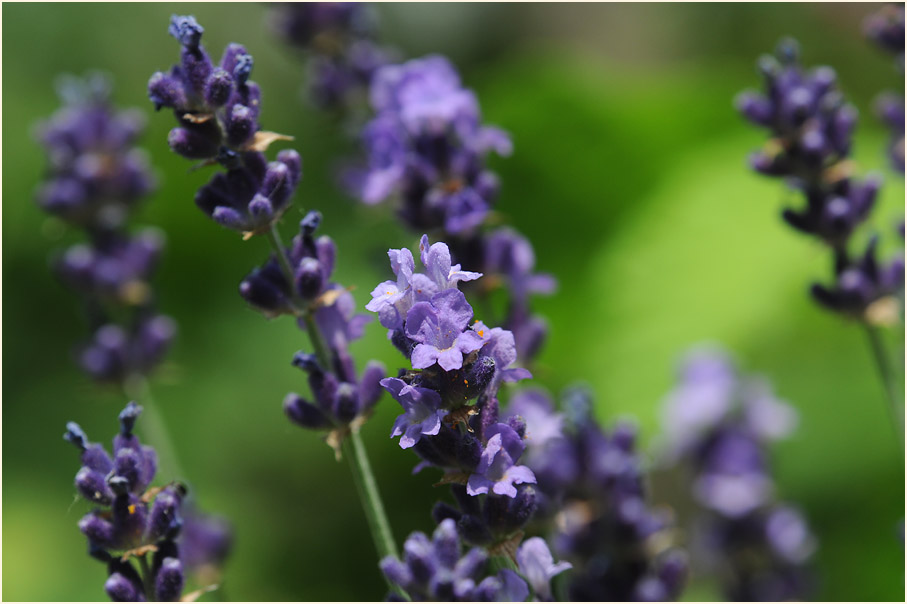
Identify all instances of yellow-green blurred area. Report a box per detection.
[3,2,905,601]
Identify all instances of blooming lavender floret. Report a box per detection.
[466,423,536,498]
[65,402,228,601]
[381,377,447,449]
[660,348,815,600]
[379,518,529,601]
[515,537,572,601]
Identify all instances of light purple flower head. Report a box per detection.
[382,377,448,449]
[371,55,479,137]
[516,537,572,601]
[467,423,536,498]
[406,289,484,371]
[367,235,481,332]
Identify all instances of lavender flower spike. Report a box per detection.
[516,537,572,601]
[381,377,447,449]
[466,423,536,498]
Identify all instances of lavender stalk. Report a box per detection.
[147,15,402,589]
[659,349,816,600]
[736,39,905,440]
[36,73,233,597]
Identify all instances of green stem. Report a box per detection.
[342,432,402,586]
[265,223,404,597]
[863,324,904,450]
[123,374,186,482]
[265,223,331,369]
[138,554,156,601]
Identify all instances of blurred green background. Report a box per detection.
[3,2,905,601]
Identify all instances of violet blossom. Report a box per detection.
[660,348,815,600]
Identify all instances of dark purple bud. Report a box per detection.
[119,402,142,436]
[168,127,218,159]
[506,414,527,439]
[735,92,773,126]
[212,206,245,230]
[239,271,289,314]
[155,557,184,602]
[464,357,495,399]
[455,546,488,578]
[233,53,254,86]
[226,104,256,147]
[432,501,462,524]
[333,382,359,423]
[358,361,386,412]
[295,257,324,300]
[284,393,330,429]
[168,15,203,49]
[79,512,115,546]
[380,557,412,587]
[82,444,114,474]
[105,572,141,602]
[403,534,437,584]
[148,72,186,110]
[432,514,462,568]
[148,488,183,542]
[204,69,233,107]
[458,514,493,546]
[277,149,302,187]
[64,422,88,450]
[300,211,322,236]
[76,467,114,504]
[292,351,321,373]
[247,193,274,222]
[108,475,131,496]
[315,235,336,280]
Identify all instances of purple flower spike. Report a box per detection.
[65,402,229,600]
[467,423,536,498]
[382,377,447,449]
[516,537,572,601]
[406,289,483,371]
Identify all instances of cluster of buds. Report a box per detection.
[660,349,816,600]
[269,2,394,113]
[149,15,300,237]
[35,73,175,383]
[501,388,687,601]
[151,15,387,459]
[65,403,230,601]
[737,39,904,322]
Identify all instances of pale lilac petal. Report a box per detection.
[466,473,494,496]
[411,343,440,369]
[437,347,465,372]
